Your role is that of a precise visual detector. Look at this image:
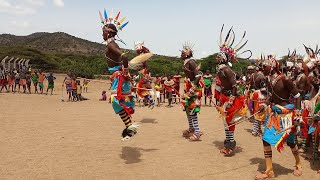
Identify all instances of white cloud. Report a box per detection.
[25,0,45,6]
[53,0,64,7]
[0,0,47,15]
[0,0,63,15]
[11,20,30,28]
[0,0,36,15]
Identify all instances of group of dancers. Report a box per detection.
[99,8,320,179]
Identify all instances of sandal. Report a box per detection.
[220,147,233,156]
[252,132,261,137]
[182,129,194,138]
[293,165,302,176]
[254,171,275,180]
[189,134,201,141]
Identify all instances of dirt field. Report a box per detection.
[0,74,319,179]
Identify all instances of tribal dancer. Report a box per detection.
[133,42,155,108]
[154,75,162,106]
[161,75,167,103]
[249,58,267,136]
[255,55,304,179]
[302,45,320,173]
[181,42,204,141]
[99,9,138,141]
[288,50,312,152]
[214,25,251,155]
[203,70,213,106]
[164,75,175,108]
[246,65,256,116]
[173,72,182,104]
[214,75,222,105]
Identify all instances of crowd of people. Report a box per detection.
[99,10,320,177]
[128,71,214,108]
[62,73,89,102]
[0,65,56,95]
[0,66,91,103]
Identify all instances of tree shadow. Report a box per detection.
[212,140,243,157]
[139,118,158,124]
[249,157,293,176]
[120,146,159,164]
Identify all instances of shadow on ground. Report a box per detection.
[199,157,294,179]
[120,146,159,164]
[139,118,158,124]
[212,140,243,157]
[250,157,292,177]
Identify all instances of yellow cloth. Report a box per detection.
[77,85,82,94]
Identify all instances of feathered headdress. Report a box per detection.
[263,55,277,67]
[303,44,319,65]
[254,54,266,67]
[218,24,252,63]
[181,41,194,58]
[99,9,129,32]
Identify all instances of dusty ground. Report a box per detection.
[0,74,319,180]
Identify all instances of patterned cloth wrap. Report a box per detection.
[215,92,246,132]
[262,104,296,152]
[109,66,135,115]
[173,75,181,95]
[136,69,151,98]
[300,98,316,138]
[181,79,203,114]
[0,78,7,86]
[214,76,222,101]
[308,101,320,136]
[251,90,267,122]
[203,76,213,97]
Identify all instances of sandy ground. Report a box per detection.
[0,74,319,180]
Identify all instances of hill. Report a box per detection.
[0,32,104,55]
[0,32,255,78]
[0,32,183,78]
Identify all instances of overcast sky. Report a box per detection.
[0,0,319,59]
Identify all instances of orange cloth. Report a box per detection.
[38,74,45,83]
[71,80,77,90]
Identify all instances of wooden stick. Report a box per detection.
[211,113,257,133]
[274,125,295,135]
[133,87,153,91]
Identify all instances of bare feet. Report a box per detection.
[220,147,233,156]
[254,171,275,180]
[182,128,194,138]
[189,134,201,141]
[293,165,302,176]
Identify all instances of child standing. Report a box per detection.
[14,71,20,93]
[164,76,175,108]
[83,79,90,93]
[71,78,77,101]
[0,68,8,93]
[31,71,38,94]
[38,71,45,94]
[63,73,73,101]
[8,70,15,92]
[46,73,56,95]
[76,80,82,101]
[19,70,27,93]
[154,76,162,107]
[26,72,32,94]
